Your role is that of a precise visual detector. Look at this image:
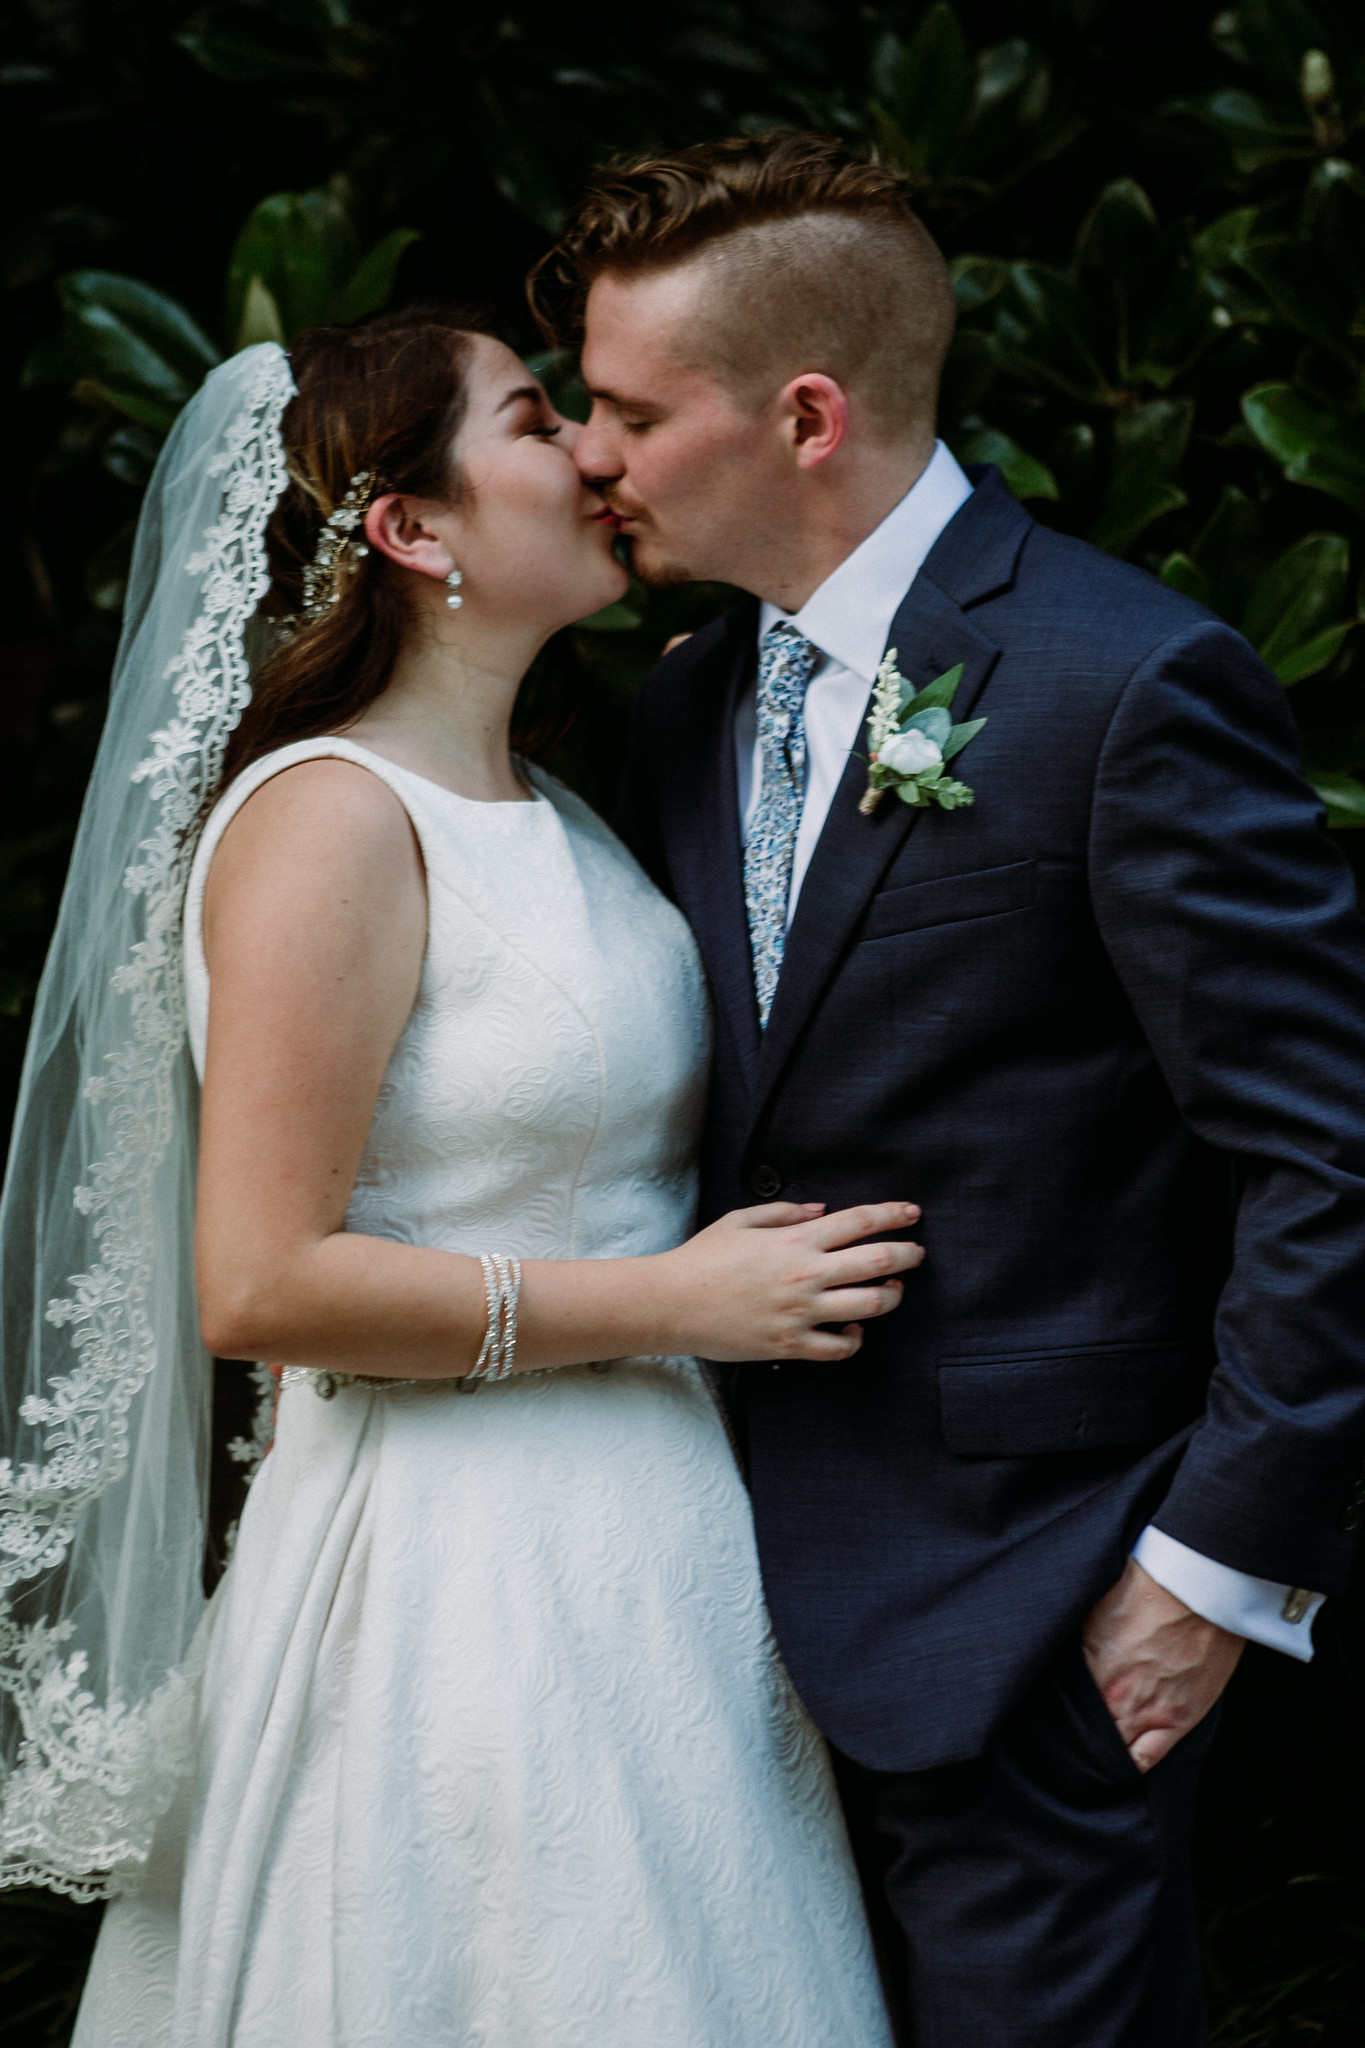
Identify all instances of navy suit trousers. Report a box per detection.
[834,1642,1217,2048]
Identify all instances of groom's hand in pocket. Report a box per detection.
[1082,1558,1244,1773]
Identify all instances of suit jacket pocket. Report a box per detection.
[938,1341,1201,1457]
[861,858,1037,942]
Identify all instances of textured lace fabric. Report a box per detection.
[73,740,892,2048]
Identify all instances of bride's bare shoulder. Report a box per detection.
[203,754,424,960]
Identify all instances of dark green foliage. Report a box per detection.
[3,2,1363,2039]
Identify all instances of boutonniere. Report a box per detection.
[858,650,987,816]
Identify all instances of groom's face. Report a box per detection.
[576,268,786,588]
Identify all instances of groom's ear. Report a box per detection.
[780,374,849,472]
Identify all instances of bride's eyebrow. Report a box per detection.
[494,385,548,415]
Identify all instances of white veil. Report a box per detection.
[0,343,294,1897]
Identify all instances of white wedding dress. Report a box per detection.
[74,738,892,2048]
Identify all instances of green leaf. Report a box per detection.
[332,229,421,325]
[84,522,136,613]
[71,377,180,431]
[906,706,953,746]
[873,5,974,175]
[24,272,218,427]
[1194,206,1260,270]
[1160,552,1211,604]
[467,79,566,233]
[60,272,219,383]
[1176,88,1314,172]
[997,264,1110,404]
[1233,237,1356,363]
[1272,620,1354,685]
[905,664,965,716]
[1310,771,1365,827]
[227,185,357,344]
[1241,384,1365,518]
[942,716,987,760]
[1191,486,1264,623]
[575,599,644,633]
[952,424,1058,499]
[1244,533,1350,669]
[234,275,286,351]
[951,256,1008,315]
[1090,399,1192,553]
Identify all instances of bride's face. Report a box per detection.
[439,336,628,629]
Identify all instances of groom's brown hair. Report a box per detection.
[529,132,956,436]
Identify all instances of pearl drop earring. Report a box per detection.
[446,568,463,610]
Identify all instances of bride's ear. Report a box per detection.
[364,494,456,582]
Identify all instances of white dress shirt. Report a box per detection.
[736,439,1323,1660]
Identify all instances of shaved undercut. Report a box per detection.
[531,133,957,439]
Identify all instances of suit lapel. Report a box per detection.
[655,602,762,1082]
[750,470,1031,1121]
[753,583,1002,1107]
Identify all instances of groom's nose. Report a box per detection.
[573,402,623,489]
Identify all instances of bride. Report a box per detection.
[0,308,921,2043]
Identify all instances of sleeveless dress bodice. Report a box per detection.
[184,737,711,1267]
[77,738,892,2048]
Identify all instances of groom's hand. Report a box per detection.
[1082,1558,1244,1773]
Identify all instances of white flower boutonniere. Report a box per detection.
[859,649,987,815]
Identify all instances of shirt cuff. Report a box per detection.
[1132,1525,1324,1663]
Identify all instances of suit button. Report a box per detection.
[750,1163,784,1199]
[1341,1506,1361,1531]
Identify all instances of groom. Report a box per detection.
[537,133,1365,2043]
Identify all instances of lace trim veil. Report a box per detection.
[0,344,294,1897]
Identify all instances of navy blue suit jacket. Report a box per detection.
[618,469,1365,1772]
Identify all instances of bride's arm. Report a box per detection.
[196,759,922,1378]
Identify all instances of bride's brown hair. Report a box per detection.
[222,305,564,787]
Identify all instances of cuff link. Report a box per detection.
[1281,1587,1315,1624]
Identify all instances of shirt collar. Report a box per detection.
[757,440,973,686]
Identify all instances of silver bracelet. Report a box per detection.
[465,1252,522,1383]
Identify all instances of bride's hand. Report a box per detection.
[658,1201,924,1363]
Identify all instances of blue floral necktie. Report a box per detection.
[744,621,819,1028]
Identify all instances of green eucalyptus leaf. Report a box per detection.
[952,424,1058,499]
[897,780,929,806]
[906,664,965,716]
[1160,552,1211,604]
[942,716,987,760]
[1242,384,1365,517]
[906,705,953,746]
[1244,533,1350,668]
[1310,771,1365,827]
[332,229,421,324]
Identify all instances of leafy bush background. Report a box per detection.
[2,1,1363,2040]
